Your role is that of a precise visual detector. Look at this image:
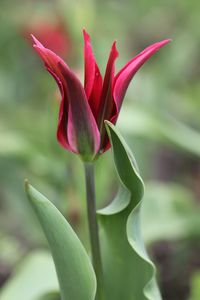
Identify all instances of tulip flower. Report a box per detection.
[32,30,170,161]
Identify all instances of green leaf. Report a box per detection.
[98,121,161,300]
[0,251,59,300]
[25,182,96,300]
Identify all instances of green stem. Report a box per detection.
[84,162,104,300]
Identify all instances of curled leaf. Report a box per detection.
[98,122,162,300]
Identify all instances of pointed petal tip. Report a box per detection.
[31,34,44,48]
[165,38,173,42]
[112,40,119,56]
[31,34,37,44]
[157,38,172,47]
[83,28,91,42]
[112,40,117,47]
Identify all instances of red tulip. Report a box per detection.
[32,30,171,161]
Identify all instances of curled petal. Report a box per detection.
[47,67,73,152]
[32,35,100,160]
[113,39,171,111]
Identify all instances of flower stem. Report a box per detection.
[84,162,104,300]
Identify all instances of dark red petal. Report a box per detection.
[97,41,119,130]
[58,62,100,158]
[83,29,103,119]
[32,35,72,151]
[88,64,103,120]
[47,66,72,151]
[83,29,95,98]
[32,35,100,159]
[113,39,171,111]
[94,41,118,153]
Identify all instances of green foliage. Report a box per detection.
[0,251,59,300]
[38,294,60,300]
[25,182,96,300]
[142,182,200,244]
[98,122,161,300]
[189,272,200,300]
[119,105,200,158]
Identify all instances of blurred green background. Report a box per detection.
[0,0,200,299]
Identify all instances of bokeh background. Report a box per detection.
[0,0,200,299]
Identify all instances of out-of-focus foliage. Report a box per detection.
[142,183,200,244]
[190,272,200,300]
[0,0,200,299]
[0,251,58,300]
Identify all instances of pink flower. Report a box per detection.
[32,30,171,161]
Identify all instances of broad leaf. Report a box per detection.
[98,121,161,300]
[25,182,96,300]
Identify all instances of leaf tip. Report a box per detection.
[24,181,46,207]
[104,120,114,132]
[24,178,29,193]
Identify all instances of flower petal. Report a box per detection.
[83,29,95,98]
[83,29,103,119]
[113,39,171,111]
[32,35,100,160]
[97,41,119,141]
[47,66,72,151]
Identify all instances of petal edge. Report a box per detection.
[114,39,171,111]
